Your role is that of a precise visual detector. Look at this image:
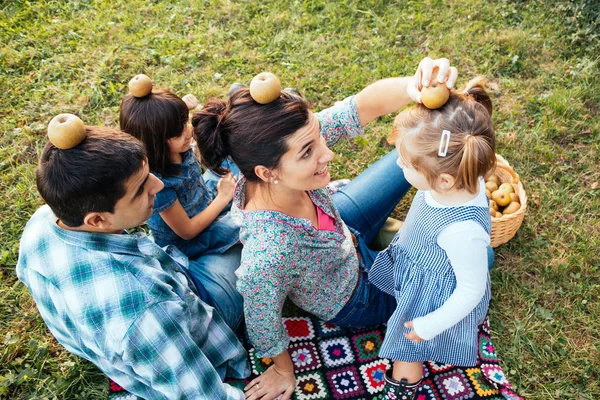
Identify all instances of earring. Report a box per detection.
[274,179,279,185]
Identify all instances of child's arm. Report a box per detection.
[354,57,458,126]
[160,173,236,240]
[408,221,490,341]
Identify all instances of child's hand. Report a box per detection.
[407,57,458,104]
[404,321,425,343]
[216,172,236,202]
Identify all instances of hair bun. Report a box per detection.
[128,74,153,98]
[249,72,281,104]
[47,113,86,149]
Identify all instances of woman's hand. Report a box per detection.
[407,57,459,104]
[244,365,295,400]
[404,320,425,343]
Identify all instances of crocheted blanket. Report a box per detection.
[108,315,524,400]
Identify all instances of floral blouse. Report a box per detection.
[232,96,364,357]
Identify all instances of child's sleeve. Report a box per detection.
[316,96,364,147]
[412,221,490,340]
[153,187,178,213]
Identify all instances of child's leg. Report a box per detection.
[392,361,422,383]
[333,150,412,246]
[383,361,423,400]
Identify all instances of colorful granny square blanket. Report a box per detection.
[108,316,524,400]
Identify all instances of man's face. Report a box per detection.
[105,161,164,232]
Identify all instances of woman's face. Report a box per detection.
[274,112,335,191]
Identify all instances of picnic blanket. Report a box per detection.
[108,315,524,399]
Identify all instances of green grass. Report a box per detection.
[1,0,599,398]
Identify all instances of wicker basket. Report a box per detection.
[489,154,527,248]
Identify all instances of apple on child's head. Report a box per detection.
[129,74,153,98]
[48,113,86,149]
[421,81,450,109]
[249,72,281,104]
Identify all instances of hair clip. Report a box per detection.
[438,129,451,157]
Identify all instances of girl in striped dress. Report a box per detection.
[368,78,497,399]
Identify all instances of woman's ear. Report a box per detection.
[437,173,456,191]
[254,165,277,184]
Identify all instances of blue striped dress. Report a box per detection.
[368,191,492,366]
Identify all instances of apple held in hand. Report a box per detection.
[249,72,281,104]
[421,81,450,109]
[48,113,86,149]
[129,74,153,98]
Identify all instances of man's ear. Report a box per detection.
[254,165,277,184]
[437,173,456,191]
[83,212,112,230]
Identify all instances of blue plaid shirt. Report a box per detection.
[16,206,249,400]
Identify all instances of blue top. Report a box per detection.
[16,205,249,399]
[148,149,240,258]
[369,191,492,366]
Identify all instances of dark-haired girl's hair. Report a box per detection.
[119,89,189,177]
[192,88,310,181]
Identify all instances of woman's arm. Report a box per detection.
[354,57,458,126]
[160,173,235,240]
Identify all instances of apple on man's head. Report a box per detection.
[48,114,86,149]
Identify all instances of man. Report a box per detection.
[16,124,249,399]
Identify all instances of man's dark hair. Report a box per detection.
[36,127,147,227]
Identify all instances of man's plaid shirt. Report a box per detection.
[16,206,249,399]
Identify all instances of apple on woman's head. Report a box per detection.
[48,114,86,149]
[129,74,153,98]
[249,72,281,104]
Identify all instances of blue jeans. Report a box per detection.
[328,150,495,327]
[187,244,244,330]
[329,150,411,327]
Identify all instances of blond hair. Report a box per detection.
[393,77,496,194]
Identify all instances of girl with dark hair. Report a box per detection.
[193,57,459,399]
[119,82,244,330]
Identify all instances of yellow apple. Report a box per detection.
[490,200,498,211]
[249,72,281,104]
[502,202,521,215]
[499,182,515,194]
[182,94,199,110]
[421,81,450,109]
[491,190,511,207]
[485,189,492,199]
[487,174,501,186]
[495,211,503,218]
[509,193,520,204]
[48,113,86,149]
[129,74,153,98]
[489,207,496,217]
[485,181,499,193]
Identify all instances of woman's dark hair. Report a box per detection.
[192,88,310,181]
[36,127,146,227]
[119,89,188,177]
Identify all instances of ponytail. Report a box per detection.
[461,77,493,117]
[192,100,230,175]
[457,133,495,194]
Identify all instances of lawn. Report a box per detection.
[1,0,598,398]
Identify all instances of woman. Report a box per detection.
[193,58,458,400]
